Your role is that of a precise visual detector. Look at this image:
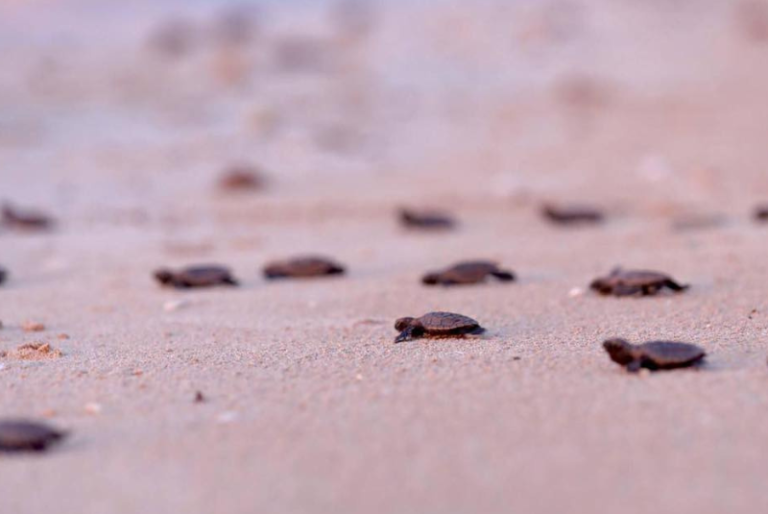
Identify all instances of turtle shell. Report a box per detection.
[606,269,674,287]
[0,420,66,452]
[155,265,238,288]
[417,312,481,335]
[445,261,499,281]
[263,256,345,278]
[424,260,512,285]
[542,204,603,224]
[638,341,706,370]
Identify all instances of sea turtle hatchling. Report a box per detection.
[541,203,603,225]
[394,312,485,343]
[422,260,515,286]
[399,208,456,230]
[263,256,345,279]
[0,419,67,452]
[590,268,688,297]
[217,164,266,192]
[2,203,54,231]
[154,265,239,289]
[603,338,706,372]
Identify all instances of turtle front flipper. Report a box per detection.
[394,325,424,343]
[626,360,643,372]
[467,326,486,336]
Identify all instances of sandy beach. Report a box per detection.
[3,0,768,512]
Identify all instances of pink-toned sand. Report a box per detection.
[3,1,768,513]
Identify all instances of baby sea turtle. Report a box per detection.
[754,205,768,221]
[0,419,67,452]
[218,164,266,192]
[154,265,238,288]
[2,203,54,231]
[147,17,198,58]
[399,208,456,230]
[542,203,603,225]
[394,312,485,343]
[263,256,345,279]
[212,3,260,46]
[603,338,706,372]
[590,268,688,297]
[422,260,515,286]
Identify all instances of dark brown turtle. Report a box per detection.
[603,338,706,372]
[154,265,238,289]
[0,419,67,452]
[394,312,485,343]
[590,268,688,297]
[212,3,260,46]
[2,203,54,231]
[399,208,456,230]
[274,36,333,73]
[422,260,515,286]
[147,17,199,58]
[218,164,266,192]
[331,0,376,40]
[263,256,345,279]
[754,205,768,221]
[542,203,603,225]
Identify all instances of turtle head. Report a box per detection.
[590,278,610,294]
[154,269,174,285]
[603,338,635,365]
[422,272,440,285]
[394,317,415,331]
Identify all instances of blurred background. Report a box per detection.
[3,0,768,223]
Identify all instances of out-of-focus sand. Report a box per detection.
[3,1,768,513]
